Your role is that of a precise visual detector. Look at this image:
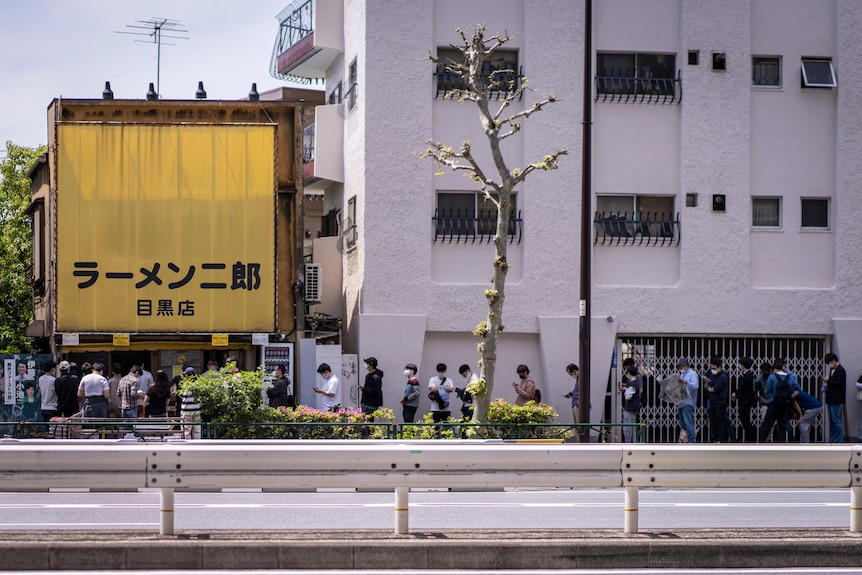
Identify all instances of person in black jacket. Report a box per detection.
[360,357,383,416]
[54,361,80,417]
[266,364,294,409]
[732,357,758,442]
[822,353,846,443]
[704,357,729,443]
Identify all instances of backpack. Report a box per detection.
[773,374,792,404]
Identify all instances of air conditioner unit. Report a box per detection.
[304,263,322,304]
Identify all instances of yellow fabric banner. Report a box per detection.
[56,124,276,333]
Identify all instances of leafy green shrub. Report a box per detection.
[179,365,267,424]
[399,412,458,439]
[479,399,572,440]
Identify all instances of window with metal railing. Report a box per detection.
[594,195,679,246]
[433,191,522,244]
[434,48,523,101]
[595,52,681,104]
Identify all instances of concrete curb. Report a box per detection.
[1,529,861,570]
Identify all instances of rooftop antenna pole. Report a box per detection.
[115,18,188,97]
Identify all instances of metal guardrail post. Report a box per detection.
[395,487,409,534]
[852,486,862,533]
[624,485,638,534]
[160,488,175,535]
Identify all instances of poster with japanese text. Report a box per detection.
[56,124,276,333]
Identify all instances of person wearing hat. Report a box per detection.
[360,357,383,416]
[675,358,699,443]
[54,360,80,417]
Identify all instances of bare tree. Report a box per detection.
[421,25,567,425]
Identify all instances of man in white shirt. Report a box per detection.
[39,360,58,423]
[314,363,341,411]
[428,363,454,422]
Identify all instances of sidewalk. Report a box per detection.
[2,528,861,571]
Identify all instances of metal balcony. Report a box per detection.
[270,0,343,82]
[594,211,680,246]
[595,70,682,104]
[432,209,523,244]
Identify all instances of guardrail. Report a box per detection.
[1,440,859,536]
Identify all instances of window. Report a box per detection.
[752,197,781,228]
[346,59,358,111]
[344,196,357,249]
[687,51,699,66]
[801,198,829,229]
[594,195,678,245]
[753,56,780,87]
[595,52,678,102]
[801,58,836,88]
[327,81,342,105]
[26,199,45,297]
[712,52,726,71]
[435,48,520,99]
[685,193,698,208]
[434,191,521,244]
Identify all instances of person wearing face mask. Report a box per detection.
[675,358,699,443]
[267,364,294,409]
[400,364,420,423]
[314,363,341,412]
[703,357,729,443]
[512,364,537,406]
[428,363,454,422]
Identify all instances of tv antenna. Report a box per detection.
[115,18,188,97]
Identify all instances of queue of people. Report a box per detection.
[615,353,855,444]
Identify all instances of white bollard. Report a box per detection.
[851,486,862,533]
[395,487,409,534]
[625,485,638,534]
[160,487,175,536]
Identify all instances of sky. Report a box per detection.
[0,0,315,151]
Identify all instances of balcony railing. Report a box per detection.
[595,70,682,104]
[594,211,680,246]
[434,67,525,101]
[433,209,523,244]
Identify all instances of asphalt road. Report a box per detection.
[0,487,848,532]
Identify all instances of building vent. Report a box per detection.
[304,263,322,304]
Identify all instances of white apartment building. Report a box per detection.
[273,0,862,440]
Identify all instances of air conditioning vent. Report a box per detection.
[304,263,322,304]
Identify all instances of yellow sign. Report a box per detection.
[56,124,276,333]
[112,333,130,347]
[212,333,229,347]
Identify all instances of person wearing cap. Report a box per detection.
[360,357,384,416]
[675,358,699,443]
[54,360,80,417]
[77,362,110,418]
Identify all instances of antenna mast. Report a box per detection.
[115,18,188,97]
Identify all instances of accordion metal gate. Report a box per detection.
[610,335,828,443]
